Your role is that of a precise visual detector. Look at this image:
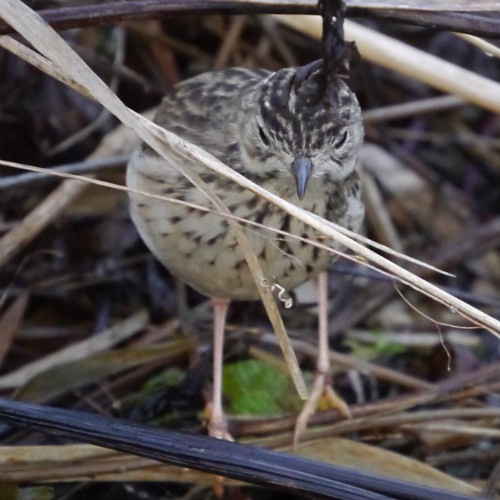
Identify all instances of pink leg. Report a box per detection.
[208,297,232,441]
[293,272,350,447]
[317,271,330,376]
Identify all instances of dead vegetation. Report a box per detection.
[0,1,500,499]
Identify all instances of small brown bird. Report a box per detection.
[127,60,364,441]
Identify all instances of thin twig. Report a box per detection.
[0,180,89,268]
[0,155,128,190]
[362,95,466,123]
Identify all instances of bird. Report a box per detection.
[127,59,364,442]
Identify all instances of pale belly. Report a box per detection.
[127,161,354,300]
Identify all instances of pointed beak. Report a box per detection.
[291,156,313,200]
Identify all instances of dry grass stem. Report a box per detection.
[0,158,457,284]
[0,179,89,267]
[0,310,149,389]
[276,15,500,114]
[454,32,500,59]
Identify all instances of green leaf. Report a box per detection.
[223,360,302,416]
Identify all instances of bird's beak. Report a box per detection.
[291,156,313,200]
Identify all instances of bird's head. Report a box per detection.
[239,60,363,200]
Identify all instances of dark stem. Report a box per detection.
[322,0,346,78]
[0,398,478,500]
[1,1,499,36]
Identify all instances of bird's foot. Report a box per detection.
[204,402,233,441]
[293,371,350,449]
[203,403,233,497]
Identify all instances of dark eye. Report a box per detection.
[335,130,348,148]
[258,124,270,147]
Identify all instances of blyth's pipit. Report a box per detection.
[127,59,364,441]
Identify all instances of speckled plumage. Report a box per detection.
[127,60,364,301]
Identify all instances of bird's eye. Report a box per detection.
[335,130,348,149]
[258,124,270,147]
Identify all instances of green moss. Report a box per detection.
[223,360,302,416]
